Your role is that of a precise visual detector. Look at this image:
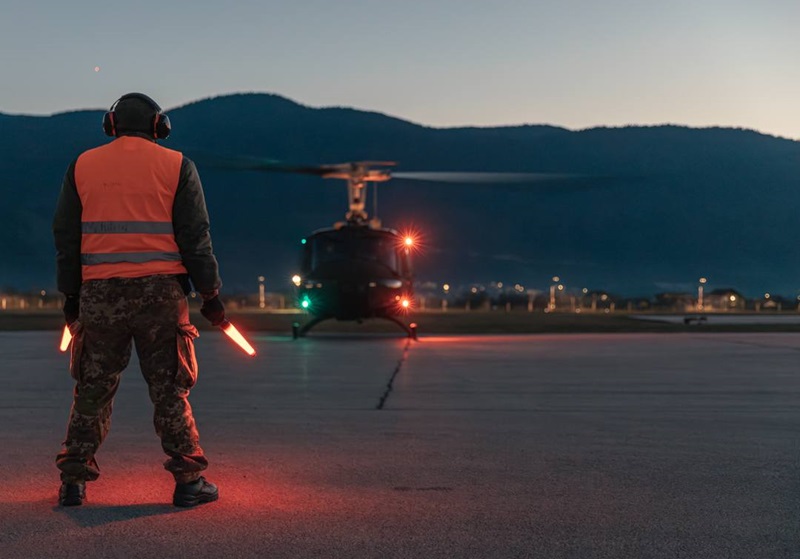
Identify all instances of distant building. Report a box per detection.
[654,292,694,312]
[705,288,745,311]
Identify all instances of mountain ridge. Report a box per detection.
[1,92,799,297]
[4,91,795,142]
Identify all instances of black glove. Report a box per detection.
[200,295,226,326]
[63,295,79,325]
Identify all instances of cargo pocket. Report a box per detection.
[68,321,85,382]
[176,323,200,388]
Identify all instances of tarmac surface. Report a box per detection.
[1,331,799,558]
[633,314,800,325]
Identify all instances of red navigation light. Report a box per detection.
[398,297,414,312]
[221,320,257,357]
[398,227,424,253]
[59,325,72,353]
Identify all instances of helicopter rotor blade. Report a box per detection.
[390,171,586,184]
[190,152,338,176]
[352,161,397,167]
[189,151,638,187]
[191,152,402,178]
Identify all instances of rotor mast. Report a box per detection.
[346,175,369,223]
[322,162,394,228]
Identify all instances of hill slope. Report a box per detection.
[1,93,799,296]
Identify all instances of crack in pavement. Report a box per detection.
[375,338,412,410]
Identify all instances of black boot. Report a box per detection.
[173,476,218,507]
[59,482,86,507]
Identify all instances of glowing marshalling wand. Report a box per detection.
[60,321,255,357]
[220,320,257,357]
[59,325,73,352]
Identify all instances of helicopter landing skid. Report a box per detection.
[383,316,418,340]
[292,316,328,339]
[292,316,418,340]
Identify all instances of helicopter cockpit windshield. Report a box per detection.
[306,232,408,276]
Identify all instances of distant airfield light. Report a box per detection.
[497,282,503,289]
[582,288,589,294]
[557,284,564,291]
[94,66,100,73]
[292,274,302,287]
[699,277,707,284]
[552,276,560,283]
[765,293,771,299]
[443,284,450,293]
[729,295,737,302]
[301,238,307,245]
[471,287,478,294]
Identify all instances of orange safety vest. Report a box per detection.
[74,136,188,281]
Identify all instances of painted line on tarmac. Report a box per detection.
[375,338,412,410]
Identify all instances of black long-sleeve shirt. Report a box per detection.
[53,140,222,295]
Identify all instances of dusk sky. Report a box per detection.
[1,0,798,138]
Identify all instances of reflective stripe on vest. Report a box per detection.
[81,221,175,234]
[75,136,188,281]
[81,252,183,265]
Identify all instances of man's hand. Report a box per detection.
[200,295,225,326]
[63,295,79,325]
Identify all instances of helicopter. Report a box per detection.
[280,161,419,338]
[201,153,595,338]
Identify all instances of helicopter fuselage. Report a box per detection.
[296,225,414,321]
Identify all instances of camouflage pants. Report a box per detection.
[56,275,208,484]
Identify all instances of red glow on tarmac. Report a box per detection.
[222,321,257,356]
[421,334,547,344]
[59,325,72,352]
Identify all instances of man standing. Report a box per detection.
[53,92,227,507]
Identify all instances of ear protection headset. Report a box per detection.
[102,92,171,139]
